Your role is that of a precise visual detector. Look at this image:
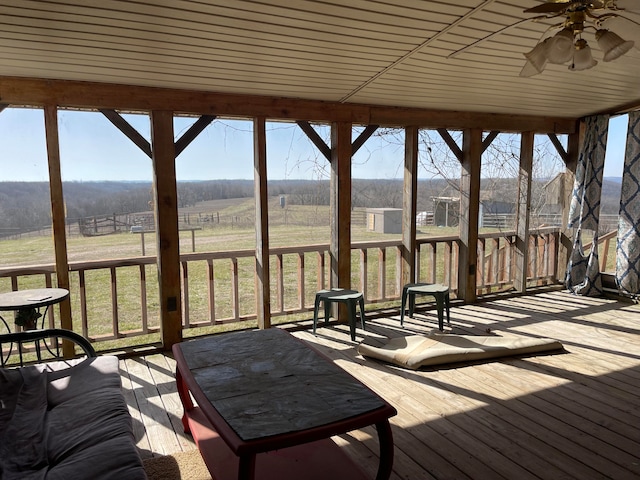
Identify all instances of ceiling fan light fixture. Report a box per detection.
[569,39,598,71]
[520,60,543,77]
[596,29,635,62]
[523,38,549,75]
[545,28,575,63]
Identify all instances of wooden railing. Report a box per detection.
[584,229,617,273]
[476,227,560,294]
[0,228,561,348]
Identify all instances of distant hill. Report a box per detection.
[0,177,624,234]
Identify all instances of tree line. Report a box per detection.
[0,177,622,235]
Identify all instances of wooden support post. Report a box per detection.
[44,106,74,357]
[254,117,271,329]
[458,128,482,302]
[402,126,418,286]
[330,122,352,291]
[514,131,534,292]
[150,110,182,349]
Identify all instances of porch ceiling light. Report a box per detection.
[519,1,637,77]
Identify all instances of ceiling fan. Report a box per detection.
[449,0,640,76]
[521,0,640,76]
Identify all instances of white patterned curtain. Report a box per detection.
[566,115,609,296]
[616,112,640,295]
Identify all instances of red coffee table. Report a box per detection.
[173,328,397,480]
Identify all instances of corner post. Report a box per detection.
[458,128,482,302]
[330,121,352,291]
[44,106,74,357]
[402,126,419,286]
[150,110,182,349]
[254,117,271,328]
[514,131,534,292]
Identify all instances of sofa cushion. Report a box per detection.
[0,366,49,479]
[358,333,564,370]
[0,356,147,480]
[46,435,147,480]
[45,356,122,406]
[46,379,134,461]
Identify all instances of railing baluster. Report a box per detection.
[600,236,610,272]
[395,246,402,296]
[181,261,189,327]
[110,267,119,338]
[276,254,284,313]
[139,264,148,333]
[452,240,459,295]
[298,253,305,310]
[507,235,514,283]
[317,252,325,291]
[207,259,216,324]
[551,231,559,281]
[431,243,437,283]
[79,269,88,338]
[477,238,486,291]
[378,247,386,300]
[542,233,549,281]
[491,238,499,290]
[444,242,451,287]
[231,258,239,321]
[360,249,368,301]
[529,235,537,281]
[498,238,506,286]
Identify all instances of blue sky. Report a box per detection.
[0,108,629,182]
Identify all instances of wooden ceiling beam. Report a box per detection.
[0,76,578,134]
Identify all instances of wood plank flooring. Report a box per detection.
[120,290,640,479]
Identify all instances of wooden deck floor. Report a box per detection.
[120,290,640,479]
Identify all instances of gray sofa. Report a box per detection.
[0,330,147,480]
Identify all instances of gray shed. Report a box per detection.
[366,208,403,234]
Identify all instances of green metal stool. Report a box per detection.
[313,288,365,341]
[400,283,450,330]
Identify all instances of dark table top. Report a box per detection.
[175,328,392,442]
[0,288,69,311]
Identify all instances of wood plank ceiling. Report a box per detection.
[0,0,639,119]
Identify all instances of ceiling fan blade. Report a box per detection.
[524,2,571,14]
[615,0,640,12]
